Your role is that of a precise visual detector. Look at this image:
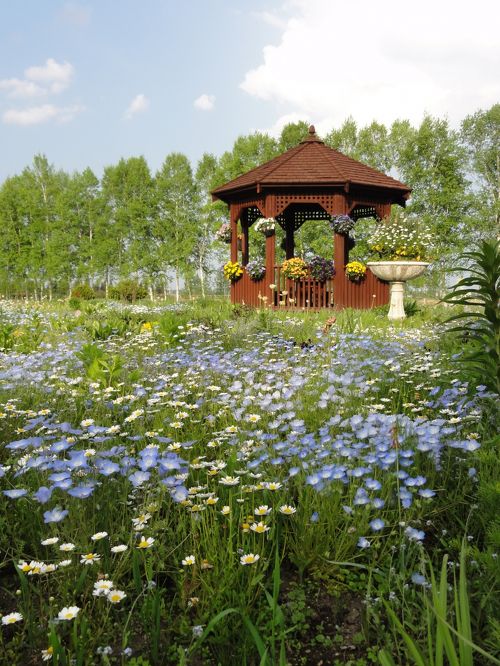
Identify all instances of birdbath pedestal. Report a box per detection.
[366,261,430,320]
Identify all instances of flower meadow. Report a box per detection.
[0,299,498,665]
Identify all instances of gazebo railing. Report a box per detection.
[272,265,334,309]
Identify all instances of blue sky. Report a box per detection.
[1,0,499,182]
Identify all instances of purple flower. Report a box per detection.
[357,537,371,549]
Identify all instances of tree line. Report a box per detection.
[0,105,497,300]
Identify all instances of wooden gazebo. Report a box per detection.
[212,126,411,309]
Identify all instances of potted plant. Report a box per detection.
[281,257,308,280]
[308,256,335,282]
[345,261,367,282]
[254,217,276,237]
[245,260,266,281]
[366,213,432,319]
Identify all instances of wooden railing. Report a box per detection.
[231,264,389,310]
[272,266,334,309]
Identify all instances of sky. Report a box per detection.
[0,0,499,183]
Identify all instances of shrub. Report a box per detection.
[70,284,95,300]
[109,280,148,302]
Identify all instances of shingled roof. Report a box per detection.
[212,126,410,202]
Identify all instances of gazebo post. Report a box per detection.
[241,210,249,266]
[265,231,276,290]
[333,232,348,308]
[284,211,295,259]
[230,207,238,263]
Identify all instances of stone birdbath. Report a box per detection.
[366,261,430,320]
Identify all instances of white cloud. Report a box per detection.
[25,58,74,94]
[0,58,75,100]
[194,94,215,111]
[252,11,288,30]
[0,78,45,99]
[124,94,150,119]
[2,104,83,126]
[241,0,500,130]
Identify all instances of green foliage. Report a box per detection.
[441,239,500,394]
[70,284,95,300]
[108,279,148,302]
[77,342,124,386]
[379,542,500,666]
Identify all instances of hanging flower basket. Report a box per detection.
[330,214,356,235]
[281,257,308,280]
[216,224,232,243]
[345,261,367,282]
[308,256,335,282]
[246,260,266,281]
[223,261,243,282]
[254,217,276,236]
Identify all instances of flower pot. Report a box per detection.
[367,261,430,320]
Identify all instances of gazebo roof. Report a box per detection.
[212,126,410,204]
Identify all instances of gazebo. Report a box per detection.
[212,126,411,309]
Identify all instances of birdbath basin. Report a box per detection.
[367,261,430,320]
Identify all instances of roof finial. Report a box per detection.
[301,124,323,144]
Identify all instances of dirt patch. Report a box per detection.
[281,569,369,666]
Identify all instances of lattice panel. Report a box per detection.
[351,206,377,221]
[274,193,344,217]
[246,207,264,226]
[293,208,331,229]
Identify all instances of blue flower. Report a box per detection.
[369,518,385,532]
[43,507,69,523]
[404,526,425,542]
[411,573,427,586]
[3,488,28,499]
[357,537,370,549]
[33,486,53,504]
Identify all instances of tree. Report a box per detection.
[21,155,69,298]
[194,153,226,298]
[214,132,279,186]
[58,168,102,287]
[0,176,31,296]
[391,116,469,254]
[461,104,500,238]
[99,157,154,294]
[278,121,310,151]
[155,153,197,302]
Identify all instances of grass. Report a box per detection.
[0,297,497,665]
